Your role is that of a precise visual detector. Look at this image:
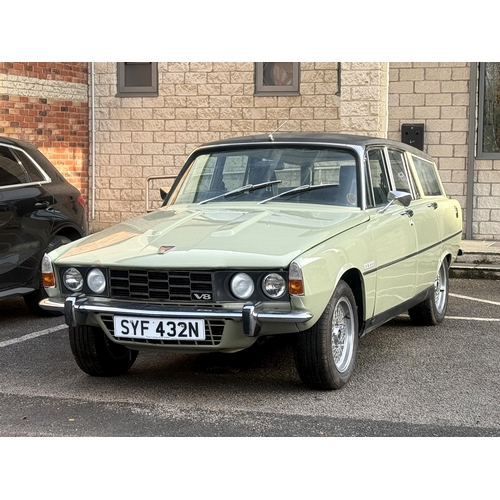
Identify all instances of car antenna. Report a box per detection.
[268,120,288,142]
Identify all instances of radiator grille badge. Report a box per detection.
[158,245,175,254]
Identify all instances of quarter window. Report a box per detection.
[116,62,158,97]
[387,149,415,196]
[0,146,34,186]
[255,62,300,96]
[367,149,390,207]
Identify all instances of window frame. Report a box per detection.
[116,62,158,97]
[477,62,500,159]
[0,145,50,190]
[254,62,300,96]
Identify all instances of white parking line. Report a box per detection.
[447,293,500,321]
[449,293,500,306]
[447,316,500,322]
[0,324,67,349]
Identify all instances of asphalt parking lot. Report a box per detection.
[0,277,499,437]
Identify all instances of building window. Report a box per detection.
[255,62,300,96]
[116,62,158,97]
[478,62,500,158]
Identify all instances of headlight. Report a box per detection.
[87,268,106,294]
[63,267,84,292]
[262,273,286,299]
[230,273,254,300]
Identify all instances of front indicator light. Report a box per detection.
[289,279,304,295]
[41,254,55,288]
[289,260,305,296]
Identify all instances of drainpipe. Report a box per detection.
[90,62,96,221]
[466,63,478,240]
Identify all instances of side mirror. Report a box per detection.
[377,190,412,213]
[160,187,170,201]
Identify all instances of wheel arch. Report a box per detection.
[339,267,365,337]
[51,224,85,242]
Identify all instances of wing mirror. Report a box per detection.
[377,190,412,213]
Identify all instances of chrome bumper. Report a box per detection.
[39,295,313,337]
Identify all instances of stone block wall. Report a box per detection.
[0,62,89,202]
[92,62,389,232]
[388,62,500,240]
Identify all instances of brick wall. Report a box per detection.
[0,62,89,204]
[92,62,388,232]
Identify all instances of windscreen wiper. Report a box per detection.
[259,183,338,204]
[198,180,282,204]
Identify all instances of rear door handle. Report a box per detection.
[35,201,50,209]
[427,202,438,210]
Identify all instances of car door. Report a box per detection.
[365,147,418,318]
[386,148,442,294]
[0,146,54,292]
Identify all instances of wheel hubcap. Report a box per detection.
[434,263,447,314]
[331,297,354,373]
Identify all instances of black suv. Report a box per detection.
[0,136,88,315]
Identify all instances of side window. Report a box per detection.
[367,149,390,207]
[411,155,443,196]
[15,150,47,183]
[387,149,412,193]
[0,146,30,186]
[116,63,158,97]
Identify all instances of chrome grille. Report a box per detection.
[99,314,224,346]
[109,269,213,302]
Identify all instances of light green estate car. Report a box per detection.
[40,133,462,390]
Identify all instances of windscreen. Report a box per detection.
[168,146,359,207]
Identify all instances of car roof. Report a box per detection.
[0,135,38,151]
[197,132,434,160]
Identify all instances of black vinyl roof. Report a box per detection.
[197,132,434,160]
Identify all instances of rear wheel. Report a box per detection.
[294,280,358,390]
[24,235,72,316]
[409,259,449,326]
[69,325,138,376]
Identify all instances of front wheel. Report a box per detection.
[409,259,449,326]
[294,280,359,390]
[69,325,138,376]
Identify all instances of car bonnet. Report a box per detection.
[50,204,369,269]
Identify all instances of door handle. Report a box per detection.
[427,202,438,210]
[399,209,414,218]
[35,201,50,209]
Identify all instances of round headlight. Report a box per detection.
[63,267,83,292]
[87,268,106,294]
[262,273,286,299]
[230,273,255,300]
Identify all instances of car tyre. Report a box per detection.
[69,325,139,376]
[294,280,358,390]
[24,235,72,317]
[408,259,449,326]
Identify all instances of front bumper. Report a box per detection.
[39,295,313,337]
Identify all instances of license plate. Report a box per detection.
[114,316,206,341]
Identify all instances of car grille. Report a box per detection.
[99,314,225,346]
[109,269,213,302]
